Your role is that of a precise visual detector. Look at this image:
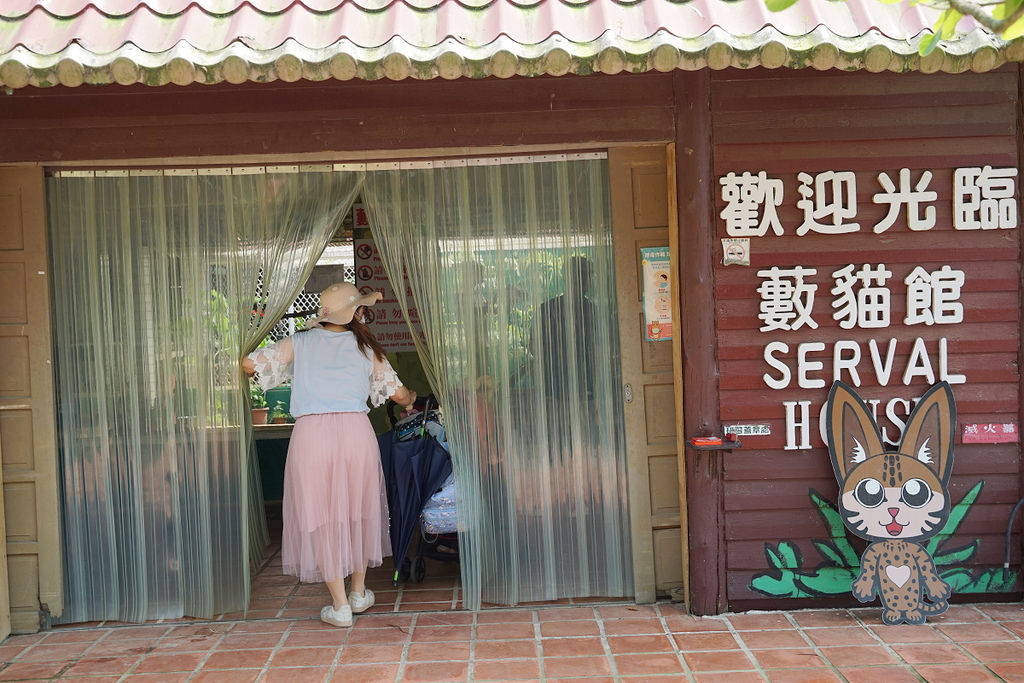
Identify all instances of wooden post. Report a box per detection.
[673,70,725,615]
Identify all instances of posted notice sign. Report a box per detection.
[641,246,673,342]
[352,204,422,352]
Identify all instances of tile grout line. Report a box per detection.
[655,606,696,679]
[848,608,927,680]
[3,626,52,675]
[976,603,1024,678]
[928,604,1018,679]
[721,615,771,680]
[532,609,546,681]
[254,619,300,682]
[323,616,350,683]
[466,608,477,682]
[593,606,622,683]
[654,604,698,683]
[116,623,188,681]
[782,609,851,680]
[180,623,232,681]
[275,568,303,620]
[393,612,418,682]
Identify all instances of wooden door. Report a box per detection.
[610,146,685,603]
[0,167,61,633]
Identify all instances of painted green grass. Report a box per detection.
[749,482,1017,598]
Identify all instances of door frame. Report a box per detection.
[609,144,687,604]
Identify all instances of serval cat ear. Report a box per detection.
[899,382,956,485]
[826,381,884,485]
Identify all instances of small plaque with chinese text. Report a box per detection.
[962,423,1019,444]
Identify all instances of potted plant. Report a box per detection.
[269,399,291,424]
[249,379,269,425]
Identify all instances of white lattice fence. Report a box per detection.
[264,263,355,341]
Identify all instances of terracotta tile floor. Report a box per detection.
[3,544,1024,681]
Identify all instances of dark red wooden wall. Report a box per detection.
[710,67,1023,610]
[0,74,675,163]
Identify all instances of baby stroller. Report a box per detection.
[416,469,460,582]
[378,397,459,585]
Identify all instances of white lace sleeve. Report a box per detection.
[369,357,403,408]
[247,337,294,391]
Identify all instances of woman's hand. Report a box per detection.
[392,387,417,412]
[241,357,256,376]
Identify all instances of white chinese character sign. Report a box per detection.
[715,163,1018,452]
[719,166,1018,239]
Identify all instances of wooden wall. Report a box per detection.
[709,67,1023,610]
[2,64,1022,614]
[0,74,675,163]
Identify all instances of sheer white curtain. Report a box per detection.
[363,155,633,608]
[47,168,361,622]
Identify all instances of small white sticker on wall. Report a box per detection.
[725,424,771,437]
[722,238,750,266]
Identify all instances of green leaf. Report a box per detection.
[956,568,996,593]
[794,567,857,596]
[765,0,800,11]
[1003,13,1024,40]
[992,0,1023,20]
[940,9,963,39]
[765,544,785,570]
[940,567,975,591]
[919,8,956,56]
[750,570,807,598]
[932,540,979,566]
[777,541,802,569]
[919,31,942,56]
[961,568,1018,593]
[812,541,848,568]
[926,481,983,555]
[810,491,846,538]
[811,491,860,566]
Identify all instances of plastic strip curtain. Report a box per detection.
[47,168,361,622]
[363,155,633,608]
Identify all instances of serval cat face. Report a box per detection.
[827,382,955,544]
[839,453,948,542]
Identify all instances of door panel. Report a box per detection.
[610,146,684,602]
[0,167,61,633]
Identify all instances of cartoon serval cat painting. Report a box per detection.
[826,380,955,625]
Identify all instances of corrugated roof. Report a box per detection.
[0,0,1017,89]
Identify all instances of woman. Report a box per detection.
[243,282,416,627]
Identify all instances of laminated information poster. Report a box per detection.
[641,246,673,342]
[352,204,423,352]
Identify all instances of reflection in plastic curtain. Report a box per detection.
[363,156,633,608]
[47,170,362,622]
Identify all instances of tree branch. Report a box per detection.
[946,0,1003,32]
[946,0,1024,35]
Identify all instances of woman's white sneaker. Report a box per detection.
[320,604,353,627]
[348,589,375,614]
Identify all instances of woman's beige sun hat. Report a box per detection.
[307,282,382,326]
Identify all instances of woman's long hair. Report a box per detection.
[349,309,387,362]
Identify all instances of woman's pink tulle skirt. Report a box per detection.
[281,412,391,583]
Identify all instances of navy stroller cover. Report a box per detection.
[377,403,452,584]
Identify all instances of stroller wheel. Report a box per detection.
[413,556,427,583]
